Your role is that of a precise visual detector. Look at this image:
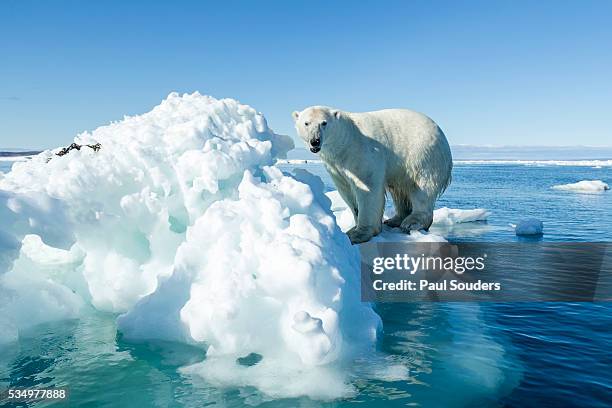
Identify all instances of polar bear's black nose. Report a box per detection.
[309,137,321,153]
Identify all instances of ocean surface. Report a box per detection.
[1,156,611,407]
[0,161,17,173]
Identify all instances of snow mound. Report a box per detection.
[0,92,381,398]
[514,219,543,236]
[2,92,293,313]
[552,180,610,193]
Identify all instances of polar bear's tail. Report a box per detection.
[421,126,453,200]
[439,157,453,197]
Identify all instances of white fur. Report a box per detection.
[293,106,452,244]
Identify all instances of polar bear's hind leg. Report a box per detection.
[384,186,412,228]
[399,188,434,233]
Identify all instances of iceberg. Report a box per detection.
[0,92,384,398]
[2,92,294,313]
[551,180,610,193]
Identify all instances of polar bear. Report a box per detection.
[292,106,452,244]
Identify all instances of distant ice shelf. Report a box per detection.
[278,158,612,167]
[455,159,612,167]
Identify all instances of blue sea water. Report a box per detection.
[1,159,611,407]
[0,162,15,174]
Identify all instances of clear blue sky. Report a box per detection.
[1,0,611,149]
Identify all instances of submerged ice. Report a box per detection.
[0,92,385,398]
[514,219,544,236]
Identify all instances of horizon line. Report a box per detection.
[3,144,612,152]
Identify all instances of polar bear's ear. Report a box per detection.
[292,111,299,121]
[333,110,341,119]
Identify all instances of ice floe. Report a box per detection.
[325,190,490,242]
[433,207,491,225]
[552,180,609,193]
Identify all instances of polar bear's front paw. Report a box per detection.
[401,222,424,234]
[347,226,377,244]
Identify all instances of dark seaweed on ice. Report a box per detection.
[55,142,101,157]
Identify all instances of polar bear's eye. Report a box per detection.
[321,121,327,127]
[304,122,310,126]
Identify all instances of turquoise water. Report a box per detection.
[1,160,611,407]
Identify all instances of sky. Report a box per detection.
[1,0,611,149]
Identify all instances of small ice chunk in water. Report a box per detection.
[552,180,609,193]
[514,219,543,236]
[433,207,491,225]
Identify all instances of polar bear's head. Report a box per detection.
[292,106,341,154]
